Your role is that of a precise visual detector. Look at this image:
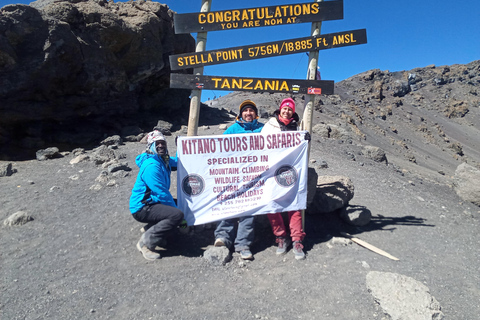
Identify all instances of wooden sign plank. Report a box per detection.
[170,29,366,70]
[340,233,400,261]
[170,74,334,95]
[174,0,343,34]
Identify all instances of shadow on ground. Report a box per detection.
[147,207,435,259]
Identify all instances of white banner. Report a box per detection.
[177,132,309,225]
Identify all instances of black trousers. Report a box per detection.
[133,203,184,248]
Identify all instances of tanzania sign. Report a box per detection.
[174,0,343,33]
[176,132,309,225]
[170,74,334,95]
[170,29,366,70]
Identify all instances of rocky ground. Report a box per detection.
[1,122,479,319]
[2,61,480,319]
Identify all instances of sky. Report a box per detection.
[2,0,479,103]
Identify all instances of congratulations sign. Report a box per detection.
[177,132,309,225]
[174,1,343,33]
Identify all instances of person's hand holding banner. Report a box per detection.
[304,131,311,141]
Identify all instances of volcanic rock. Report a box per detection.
[0,0,194,159]
[454,162,480,206]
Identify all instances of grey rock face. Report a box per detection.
[4,211,34,226]
[35,147,61,161]
[0,0,194,159]
[309,175,355,214]
[366,271,444,320]
[362,146,387,163]
[0,162,16,177]
[339,205,372,226]
[203,246,231,266]
[312,123,352,140]
[100,135,123,147]
[392,80,411,97]
[454,162,480,206]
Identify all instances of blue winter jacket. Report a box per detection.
[129,152,178,214]
[224,118,264,134]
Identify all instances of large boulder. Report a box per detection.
[362,145,387,163]
[0,162,15,177]
[339,205,372,226]
[0,0,194,159]
[454,163,480,206]
[366,271,444,320]
[308,175,355,214]
[4,211,34,226]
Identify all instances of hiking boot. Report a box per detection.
[214,238,226,247]
[136,235,161,261]
[240,249,253,260]
[276,237,292,255]
[292,241,305,260]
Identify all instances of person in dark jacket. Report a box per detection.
[129,130,184,261]
[214,99,264,260]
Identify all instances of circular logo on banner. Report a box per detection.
[182,174,205,196]
[274,165,298,187]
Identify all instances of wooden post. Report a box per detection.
[303,0,323,152]
[302,0,323,231]
[187,0,211,137]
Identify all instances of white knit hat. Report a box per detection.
[146,130,166,147]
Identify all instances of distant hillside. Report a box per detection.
[206,60,480,183]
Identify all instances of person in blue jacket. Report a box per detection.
[214,99,264,260]
[129,130,184,261]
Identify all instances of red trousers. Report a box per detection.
[267,210,305,242]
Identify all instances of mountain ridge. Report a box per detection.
[206,60,480,184]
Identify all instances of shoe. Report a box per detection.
[240,249,253,260]
[214,238,226,247]
[276,237,292,255]
[136,234,161,261]
[292,241,305,260]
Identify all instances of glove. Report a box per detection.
[178,219,190,234]
[304,131,311,141]
[179,219,188,229]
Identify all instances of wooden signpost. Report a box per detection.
[174,0,344,33]
[172,0,366,145]
[170,29,367,70]
[301,3,324,231]
[186,0,211,137]
[171,0,367,231]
